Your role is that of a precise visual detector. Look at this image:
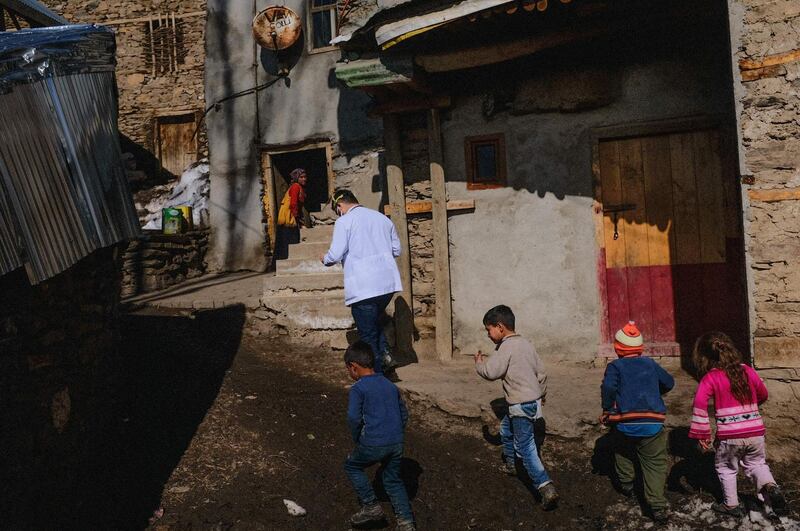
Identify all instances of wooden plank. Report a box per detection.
[592,144,611,342]
[384,199,475,216]
[692,130,726,264]
[369,95,450,116]
[260,152,277,261]
[748,187,800,203]
[739,48,800,70]
[598,141,626,270]
[669,132,701,265]
[428,108,453,362]
[641,135,675,267]
[383,114,414,359]
[618,138,649,268]
[598,140,630,336]
[740,64,785,82]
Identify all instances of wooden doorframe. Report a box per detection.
[589,114,738,356]
[259,139,335,261]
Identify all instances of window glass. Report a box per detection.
[312,10,333,49]
[475,143,497,182]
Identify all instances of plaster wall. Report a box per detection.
[206,0,383,271]
[443,57,735,361]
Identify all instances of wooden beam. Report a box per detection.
[384,199,475,216]
[8,10,21,30]
[748,187,800,203]
[369,95,450,116]
[740,64,785,82]
[416,27,605,72]
[428,108,453,361]
[739,49,800,71]
[384,114,415,360]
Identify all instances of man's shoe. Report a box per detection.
[651,508,669,523]
[711,502,744,518]
[383,351,399,371]
[538,482,559,510]
[349,503,385,526]
[395,519,416,531]
[765,484,788,516]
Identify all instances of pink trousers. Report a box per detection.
[715,436,775,507]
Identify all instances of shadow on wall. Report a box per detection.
[0,303,245,528]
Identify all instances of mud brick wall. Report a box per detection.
[42,1,207,182]
[0,247,121,524]
[732,1,800,368]
[399,113,436,341]
[121,229,209,297]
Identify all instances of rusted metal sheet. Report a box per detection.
[0,25,139,283]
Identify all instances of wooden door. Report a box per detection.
[597,129,747,356]
[156,114,197,178]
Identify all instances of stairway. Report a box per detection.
[261,224,354,349]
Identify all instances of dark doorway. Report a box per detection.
[270,147,331,215]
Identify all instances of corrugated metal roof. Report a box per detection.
[0,0,68,27]
[0,25,139,283]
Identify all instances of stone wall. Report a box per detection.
[43,1,207,185]
[729,0,800,368]
[0,247,122,525]
[122,229,209,297]
[399,112,437,349]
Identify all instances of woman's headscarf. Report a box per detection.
[289,168,306,183]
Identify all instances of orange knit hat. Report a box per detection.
[614,321,644,357]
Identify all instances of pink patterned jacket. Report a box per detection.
[688,364,768,441]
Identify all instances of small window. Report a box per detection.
[309,0,338,51]
[144,15,185,76]
[465,134,506,189]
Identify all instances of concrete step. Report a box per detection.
[260,293,353,330]
[276,257,342,276]
[263,272,344,295]
[300,225,334,243]
[288,241,330,260]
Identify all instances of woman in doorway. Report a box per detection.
[276,168,308,260]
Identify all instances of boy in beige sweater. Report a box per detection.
[474,305,559,509]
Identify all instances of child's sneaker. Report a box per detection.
[500,460,516,476]
[395,519,416,531]
[349,503,385,526]
[711,502,744,518]
[538,482,559,510]
[765,484,788,516]
[651,508,669,523]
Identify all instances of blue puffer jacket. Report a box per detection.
[601,356,674,423]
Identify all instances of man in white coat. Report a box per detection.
[321,189,402,375]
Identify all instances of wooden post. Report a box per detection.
[384,114,415,360]
[427,108,454,361]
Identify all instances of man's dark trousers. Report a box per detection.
[350,293,393,373]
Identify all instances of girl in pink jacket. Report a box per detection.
[688,332,788,517]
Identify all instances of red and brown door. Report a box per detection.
[596,128,748,357]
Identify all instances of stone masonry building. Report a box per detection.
[44,1,207,191]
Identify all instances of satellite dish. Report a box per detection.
[253,6,303,51]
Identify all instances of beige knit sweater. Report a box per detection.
[476,334,547,405]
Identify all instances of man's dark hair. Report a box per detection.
[344,340,374,368]
[331,188,359,210]
[483,305,516,330]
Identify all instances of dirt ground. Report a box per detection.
[104,307,800,530]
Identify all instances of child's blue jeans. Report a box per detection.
[500,400,552,488]
[344,442,413,522]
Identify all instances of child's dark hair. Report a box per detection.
[331,188,359,210]
[483,305,515,330]
[692,332,751,404]
[344,340,374,368]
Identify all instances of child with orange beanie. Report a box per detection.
[600,321,675,523]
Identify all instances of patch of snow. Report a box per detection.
[283,499,306,517]
[141,159,210,230]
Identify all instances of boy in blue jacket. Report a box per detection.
[343,341,414,531]
[600,321,674,524]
